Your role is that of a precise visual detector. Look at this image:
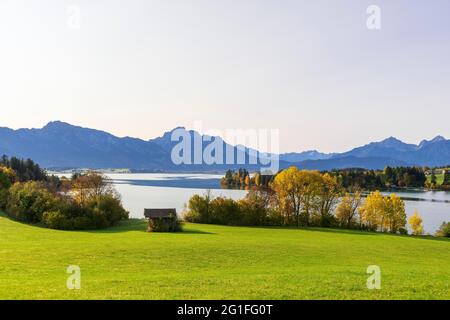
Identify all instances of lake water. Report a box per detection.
[93,174,449,235]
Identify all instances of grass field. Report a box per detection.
[427,173,445,185]
[0,212,449,300]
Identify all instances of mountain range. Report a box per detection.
[0,121,449,171]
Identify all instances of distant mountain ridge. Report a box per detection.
[280,150,334,162]
[0,121,169,169]
[329,136,450,167]
[0,121,449,171]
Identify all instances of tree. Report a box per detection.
[271,167,322,227]
[335,190,362,227]
[435,221,450,237]
[359,191,384,231]
[254,173,261,187]
[71,172,115,205]
[359,191,406,233]
[298,171,323,226]
[210,197,242,225]
[383,166,395,186]
[383,194,406,233]
[271,167,302,226]
[430,172,437,185]
[316,173,341,226]
[0,166,16,209]
[0,166,16,189]
[184,190,213,223]
[443,170,450,186]
[409,211,424,236]
[0,156,47,182]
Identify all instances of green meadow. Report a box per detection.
[427,173,445,185]
[0,212,449,300]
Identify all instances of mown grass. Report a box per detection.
[0,212,448,300]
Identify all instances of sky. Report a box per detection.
[0,0,449,153]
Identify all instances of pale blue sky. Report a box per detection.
[0,0,449,152]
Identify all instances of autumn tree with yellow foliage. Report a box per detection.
[383,194,407,233]
[359,191,407,233]
[409,211,424,235]
[316,173,342,226]
[270,166,304,226]
[271,167,340,227]
[335,190,362,227]
[359,191,384,231]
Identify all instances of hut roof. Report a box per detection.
[144,208,177,219]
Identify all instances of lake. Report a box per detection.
[104,173,448,234]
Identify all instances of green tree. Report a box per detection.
[443,170,450,186]
[184,191,213,223]
[430,172,437,186]
[435,221,450,237]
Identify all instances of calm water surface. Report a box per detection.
[104,173,449,234]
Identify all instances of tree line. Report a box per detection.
[221,166,437,190]
[187,166,448,237]
[0,155,48,182]
[0,156,128,230]
[220,169,274,189]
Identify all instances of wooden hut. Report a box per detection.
[144,208,181,232]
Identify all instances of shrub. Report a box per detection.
[184,194,211,223]
[41,195,129,230]
[0,189,9,211]
[2,163,128,230]
[6,179,128,230]
[6,182,62,223]
[84,195,129,229]
[42,210,73,230]
[238,187,276,226]
[184,188,284,227]
[210,197,242,225]
[435,222,450,237]
[238,199,266,225]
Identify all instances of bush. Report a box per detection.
[184,189,282,227]
[6,179,128,230]
[0,189,9,211]
[210,197,242,225]
[2,163,128,230]
[41,195,129,230]
[184,194,211,223]
[7,182,62,223]
[85,194,129,228]
[435,222,450,237]
[42,210,73,230]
